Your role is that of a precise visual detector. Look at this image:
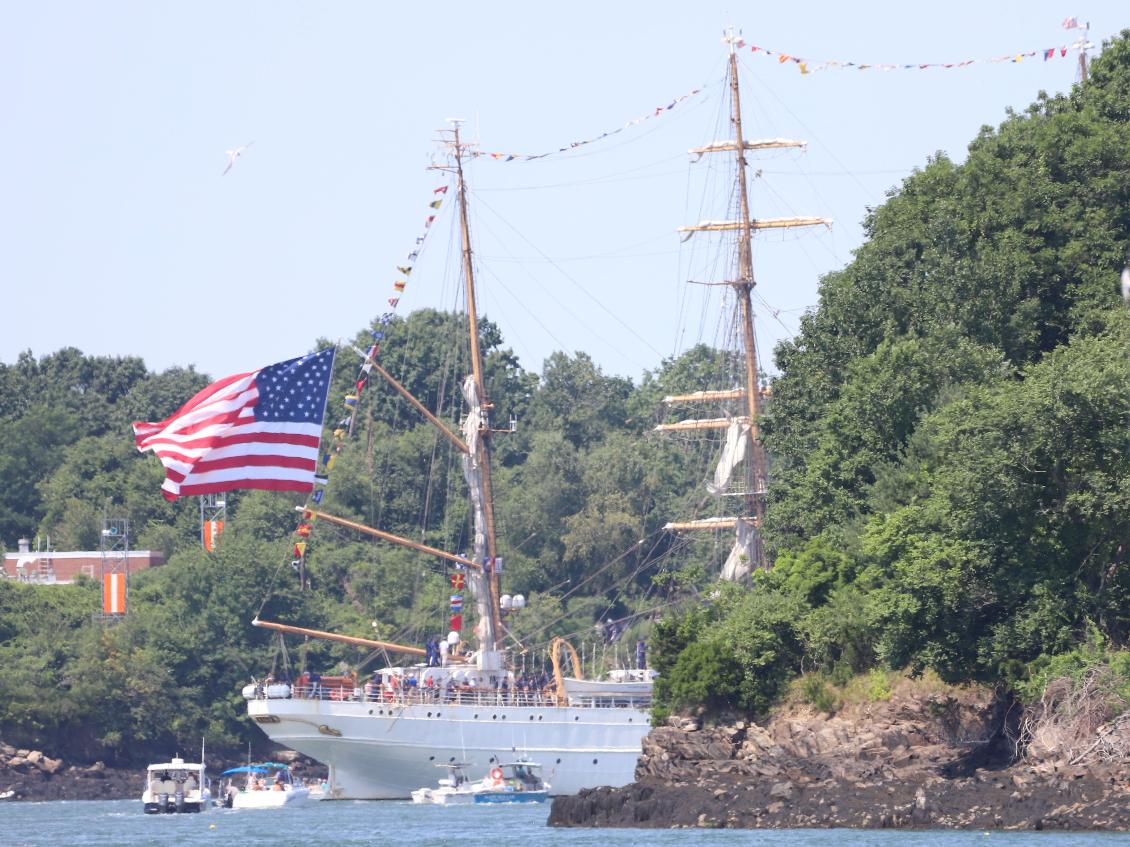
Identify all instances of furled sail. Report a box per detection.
[719,518,755,582]
[706,418,750,495]
[459,374,495,648]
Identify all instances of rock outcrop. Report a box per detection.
[549,680,1130,829]
[0,743,136,801]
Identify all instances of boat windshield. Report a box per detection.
[506,764,540,784]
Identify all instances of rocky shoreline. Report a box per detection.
[549,680,1130,830]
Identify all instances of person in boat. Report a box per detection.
[274,769,287,790]
[636,639,648,670]
[308,671,322,699]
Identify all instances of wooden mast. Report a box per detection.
[449,122,504,646]
[727,33,768,570]
[663,31,832,573]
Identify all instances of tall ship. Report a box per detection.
[243,33,826,799]
[243,119,654,799]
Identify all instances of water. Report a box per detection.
[3,800,1128,847]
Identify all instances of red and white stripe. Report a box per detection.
[133,369,321,501]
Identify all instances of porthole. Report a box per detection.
[436,712,442,717]
[574,716,579,721]
[489,756,495,763]
[427,712,432,717]
[429,755,435,761]
[592,758,598,765]
[449,756,456,763]
[529,715,534,721]
[492,714,497,720]
[501,714,506,720]
[556,758,562,764]
[537,715,543,721]
[474,714,479,719]
[368,709,373,715]
[628,718,633,722]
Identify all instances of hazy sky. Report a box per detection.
[1,2,1122,384]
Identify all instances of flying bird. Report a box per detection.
[222,142,254,176]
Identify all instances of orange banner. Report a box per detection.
[103,572,126,615]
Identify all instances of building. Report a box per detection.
[2,538,165,584]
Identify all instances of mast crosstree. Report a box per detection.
[658,29,831,576]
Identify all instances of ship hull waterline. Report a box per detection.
[247,698,651,799]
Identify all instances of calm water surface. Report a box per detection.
[4,800,1129,847]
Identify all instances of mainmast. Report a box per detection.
[443,120,504,653]
[658,30,831,577]
[260,125,508,665]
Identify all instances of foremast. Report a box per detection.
[658,30,831,578]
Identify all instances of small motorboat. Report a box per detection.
[142,757,212,814]
[411,758,549,805]
[218,762,310,809]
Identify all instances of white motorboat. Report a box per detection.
[218,762,310,809]
[141,757,212,814]
[411,759,549,805]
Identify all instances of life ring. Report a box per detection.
[489,767,503,781]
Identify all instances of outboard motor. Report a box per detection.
[175,789,185,813]
[159,791,169,812]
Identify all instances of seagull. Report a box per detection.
[222,141,254,176]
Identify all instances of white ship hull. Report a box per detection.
[247,697,651,799]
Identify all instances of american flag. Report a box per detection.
[1062,16,1079,29]
[133,348,336,501]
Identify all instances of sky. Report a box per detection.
[1,2,1124,386]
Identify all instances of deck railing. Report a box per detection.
[248,682,651,709]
